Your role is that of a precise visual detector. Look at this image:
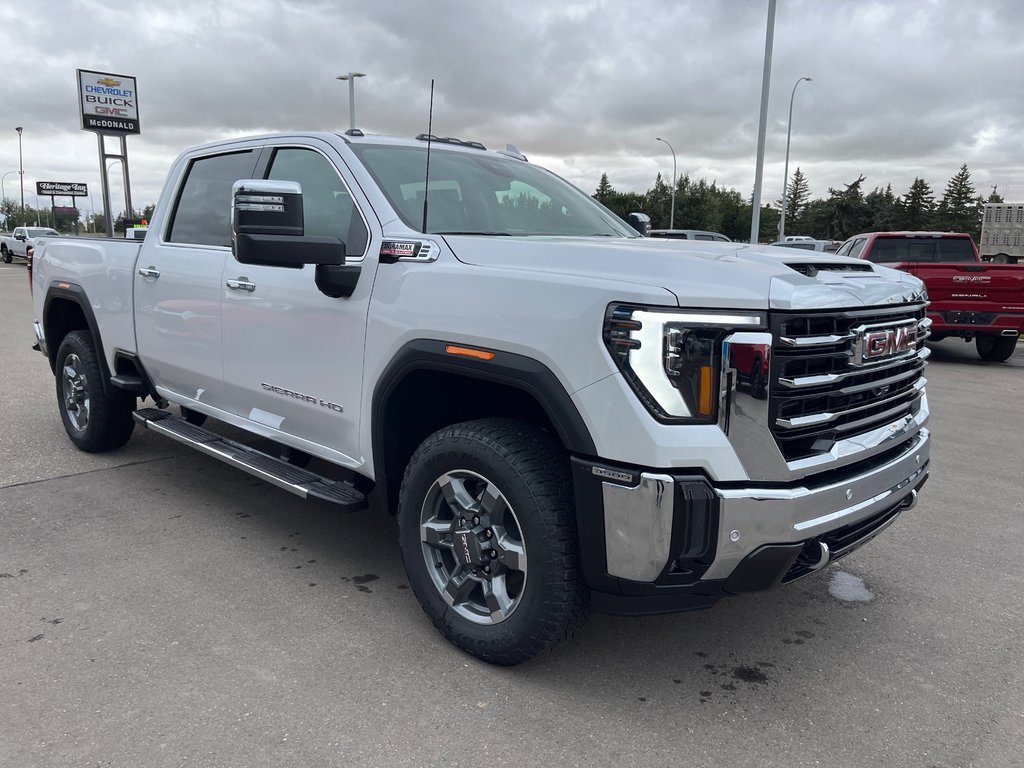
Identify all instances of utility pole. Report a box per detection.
[749,0,777,244]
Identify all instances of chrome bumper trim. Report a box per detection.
[32,320,48,357]
[602,472,674,582]
[703,428,929,581]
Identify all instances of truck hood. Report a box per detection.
[443,236,926,310]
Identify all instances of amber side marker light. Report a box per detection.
[698,365,714,417]
[445,345,496,361]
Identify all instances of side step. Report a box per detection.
[133,408,368,512]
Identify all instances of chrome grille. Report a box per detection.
[768,305,929,462]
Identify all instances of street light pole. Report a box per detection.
[778,76,812,241]
[16,126,25,225]
[656,137,677,230]
[336,72,366,131]
[1,170,15,203]
[749,0,777,244]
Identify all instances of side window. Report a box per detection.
[835,240,852,256]
[848,238,868,259]
[168,150,256,247]
[694,234,714,240]
[267,148,368,257]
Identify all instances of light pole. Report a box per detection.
[16,126,25,225]
[778,76,812,241]
[336,72,366,131]
[749,0,777,244]
[1,170,15,201]
[28,192,41,226]
[656,137,677,230]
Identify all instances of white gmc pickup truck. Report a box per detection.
[31,131,931,664]
[3,225,61,262]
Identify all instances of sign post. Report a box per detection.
[77,69,140,237]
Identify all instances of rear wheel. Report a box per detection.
[55,330,136,452]
[750,356,767,399]
[976,334,1017,362]
[397,418,586,665]
[1,244,11,263]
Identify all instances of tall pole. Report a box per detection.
[16,126,25,225]
[336,72,366,131]
[749,0,777,244]
[778,76,812,241]
[1,170,16,206]
[656,137,677,230]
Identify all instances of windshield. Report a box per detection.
[349,144,636,238]
[869,237,975,263]
[28,228,59,237]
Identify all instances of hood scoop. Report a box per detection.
[786,261,875,278]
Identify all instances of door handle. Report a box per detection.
[138,266,160,279]
[226,278,257,292]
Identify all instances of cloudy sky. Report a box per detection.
[1,0,1022,220]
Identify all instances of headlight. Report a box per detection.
[603,304,766,423]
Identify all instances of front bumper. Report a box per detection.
[573,428,930,615]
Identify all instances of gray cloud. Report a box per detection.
[2,0,1022,214]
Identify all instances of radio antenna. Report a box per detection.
[420,79,435,233]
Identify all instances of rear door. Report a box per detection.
[134,148,260,411]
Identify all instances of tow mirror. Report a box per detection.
[627,212,651,236]
[231,179,346,268]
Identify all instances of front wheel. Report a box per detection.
[398,418,586,665]
[55,330,136,452]
[976,334,1017,362]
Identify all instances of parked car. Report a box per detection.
[648,229,732,242]
[767,239,839,252]
[837,231,1024,361]
[1,226,61,263]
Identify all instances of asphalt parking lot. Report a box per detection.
[1,261,1022,768]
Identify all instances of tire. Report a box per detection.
[750,356,767,399]
[1,244,11,263]
[55,330,136,452]
[397,418,587,665]
[976,334,1017,362]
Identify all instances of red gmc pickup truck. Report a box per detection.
[837,232,1024,362]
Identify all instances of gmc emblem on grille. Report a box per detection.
[852,321,918,366]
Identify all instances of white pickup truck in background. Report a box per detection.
[29,130,932,665]
[2,226,61,263]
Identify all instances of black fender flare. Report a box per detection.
[371,339,597,510]
[42,282,122,400]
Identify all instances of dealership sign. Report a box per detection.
[37,181,88,197]
[77,69,140,135]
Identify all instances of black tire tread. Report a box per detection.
[398,417,587,665]
[976,334,1017,362]
[55,330,136,452]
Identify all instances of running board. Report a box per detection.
[133,408,368,511]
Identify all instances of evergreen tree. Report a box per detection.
[936,163,980,237]
[865,184,899,232]
[777,167,811,233]
[822,175,868,239]
[898,178,936,230]
[594,173,614,205]
[643,173,670,229]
